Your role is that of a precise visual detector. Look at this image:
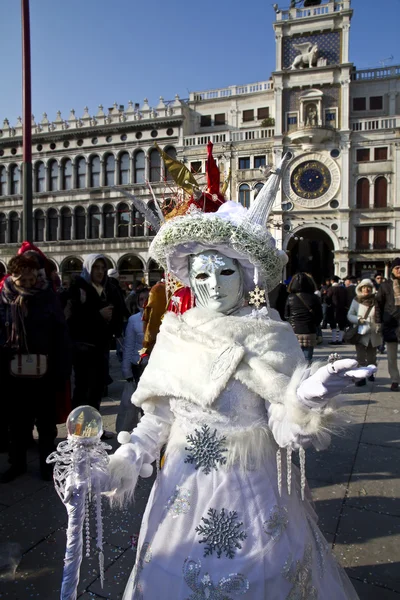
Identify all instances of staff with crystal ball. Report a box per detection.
[47,405,111,600]
[103,151,374,599]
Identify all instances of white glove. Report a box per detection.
[103,400,172,506]
[297,359,377,409]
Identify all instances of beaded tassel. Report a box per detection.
[299,447,306,501]
[95,488,105,588]
[286,447,292,495]
[85,494,91,558]
[276,448,282,496]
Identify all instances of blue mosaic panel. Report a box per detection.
[283,31,341,69]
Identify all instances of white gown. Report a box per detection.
[122,377,359,600]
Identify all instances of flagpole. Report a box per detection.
[21,0,33,242]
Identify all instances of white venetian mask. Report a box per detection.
[189,250,244,314]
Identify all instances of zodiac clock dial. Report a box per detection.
[290,161,332,200]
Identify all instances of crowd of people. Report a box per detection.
[1,241,399,485]
[280,266,400,390]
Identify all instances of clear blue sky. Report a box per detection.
[0,0,398,126]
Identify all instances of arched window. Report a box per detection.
[164,146,176,181]
[63,159,72,190]
[47,208,58,241]
[117,202,130,238]
[61,256,83,282]
[90,156,100,187]
[9,211,19,243]
[356,178,369,209]
[254,182,263,199]
[60,207,72,241]
[149,149,161,182]
[77,157,86,188]
[239,184,250,208]
[148,259,164,285]
[35,162,45,193]
[118,255,144,283]
[0,167,6,196]
[34,209,45,242]
[0,213,7,244]
[103,204,115,238]
[374,176,387,208]
[119,152,130,185]
[105,154,115,187]
[132,210,144,237]
[88,205,100,238]
[49,160,59,191]
[10,165,20,195]
[75,206,86,240]
[134,151,145,184]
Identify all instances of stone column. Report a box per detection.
[275,32,282,71]
[100,210,105,238]
[274,84,283,137]
[71,211,76,240]
[340,77,351,131]
[342,23,350,64]
[368,227,373,250]
[44,164,49,193]
[100,159,105,187]
[144,150,150,182]
[369,177,375,208]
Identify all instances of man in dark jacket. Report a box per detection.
[67,254,124,411]
[375,257,400,390]
[326,275,348,344]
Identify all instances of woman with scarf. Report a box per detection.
[0,254,71,483]
[347,279,380,387]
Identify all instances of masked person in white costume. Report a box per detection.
[107,154,374,600]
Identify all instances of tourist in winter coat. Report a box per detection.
[375,257,400,390]
[285,272,323,363]
[122,288,149,384]
[0,254,71,483]
[347,279,380,387]
[326,275,348,344]
[66,254,124,411]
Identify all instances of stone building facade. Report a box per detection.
[0,0,399,286]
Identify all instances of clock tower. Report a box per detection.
[272,0,353,280]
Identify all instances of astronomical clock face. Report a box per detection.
[290,160,332,200]
[283,152,340,208]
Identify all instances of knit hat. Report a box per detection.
[107,268,119,279]
[391,257,400,270]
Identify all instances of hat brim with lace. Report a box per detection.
[150,201,288,294]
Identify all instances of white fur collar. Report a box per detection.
[133,307,305,409]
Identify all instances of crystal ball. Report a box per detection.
[66,405,103,438]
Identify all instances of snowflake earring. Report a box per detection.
[248,266,267,312]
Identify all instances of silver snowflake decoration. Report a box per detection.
[196,254,226,273]
[165,485,191,518]
[263,505,288,542]
[195,508,247,559]
[185,425,227,475]
[183,558,250,599]
[248,285,266,309]
[282,543,317,600]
